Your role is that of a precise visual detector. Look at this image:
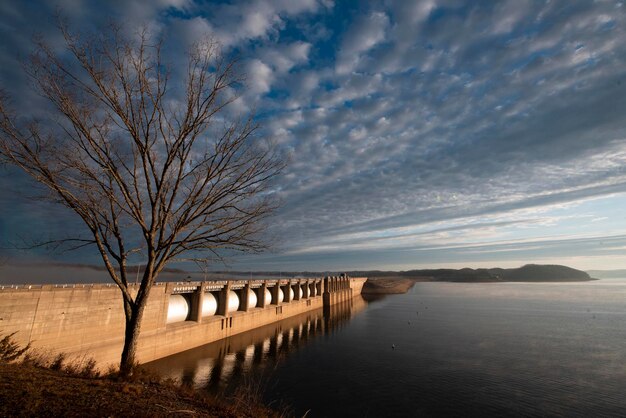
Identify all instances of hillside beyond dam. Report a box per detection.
[0,275,366,369]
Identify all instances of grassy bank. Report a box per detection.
[0,361,285,417]
[0,333,286,418]
[1,361,289,417]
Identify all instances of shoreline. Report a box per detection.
[362,276,598,295]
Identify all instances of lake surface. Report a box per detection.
[146,279,626,417]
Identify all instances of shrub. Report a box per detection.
[50,353,66,371]
[79,358,99,378]
[0,331,30,363]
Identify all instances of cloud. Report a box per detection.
[259,41,312,73]
[490,0,532,35]
[336,11,389,74]
[246,59,274,94]
[2,0,626,272]
[190,0,323,47]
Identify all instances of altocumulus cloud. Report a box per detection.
[1,0,626,272]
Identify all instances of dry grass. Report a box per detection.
[0,332,30,362]
[0,332,288,417]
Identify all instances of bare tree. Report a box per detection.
[0,24,284,375]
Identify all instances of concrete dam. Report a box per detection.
[0,275,366,369]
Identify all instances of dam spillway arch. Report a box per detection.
[166,294,191,324]
[202,292,218,317]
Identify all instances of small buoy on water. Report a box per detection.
[392,344,395,349]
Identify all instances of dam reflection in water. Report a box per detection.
[145,295,368,392]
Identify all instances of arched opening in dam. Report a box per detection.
[255,287,272,306]
[166,294,191,324]
[201,292,218,317]
[227,290,240,313]
[274,287,285,304]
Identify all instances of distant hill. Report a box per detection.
[494,264,591,282]
[347,264,592,282]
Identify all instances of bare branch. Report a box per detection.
[0,22,284,374]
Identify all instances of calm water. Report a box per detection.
[146,279,626,417]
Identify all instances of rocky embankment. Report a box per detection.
[361,277,422,294]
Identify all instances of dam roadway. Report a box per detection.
[0,275,366,369]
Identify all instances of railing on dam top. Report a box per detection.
[0,274,355,291]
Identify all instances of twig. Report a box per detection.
[154,403,198,415]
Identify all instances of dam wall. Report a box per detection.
[0,276,366,369]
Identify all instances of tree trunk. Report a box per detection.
[119,302,146,377]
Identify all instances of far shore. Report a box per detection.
[361,274,598,295]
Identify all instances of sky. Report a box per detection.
[1,0,626,275]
